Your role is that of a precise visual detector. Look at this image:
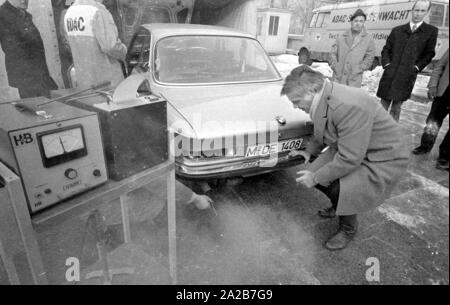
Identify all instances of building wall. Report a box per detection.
[257,10,291,55]
[255,0,327,35]
[0,0,62,102]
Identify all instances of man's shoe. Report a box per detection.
[412,146,431,155]
[318,207,336,218]
[436,158,449,170]
[324,229,354,251]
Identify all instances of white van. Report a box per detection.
[301,0,449,67]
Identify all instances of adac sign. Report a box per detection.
[331,9,411,24]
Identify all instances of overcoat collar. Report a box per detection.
[402,22,426,34]
[342,28,368,50]
[3,1,30,18]
[312,80,333,146]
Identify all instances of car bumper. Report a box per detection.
[175,152,306,179]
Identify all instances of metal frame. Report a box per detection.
[0,162,47,284]
[0,159,177,285]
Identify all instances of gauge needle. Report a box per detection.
[68,139,80,152]
[59,137,67,153]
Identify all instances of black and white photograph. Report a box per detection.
[0,0,448,289]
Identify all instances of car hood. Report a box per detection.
[158,82,312,139]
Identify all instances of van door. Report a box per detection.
[428,2,449,60]
[304,11,332,61]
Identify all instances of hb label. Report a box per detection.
[13,133,33,146]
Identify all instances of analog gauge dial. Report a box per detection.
[41,128,84,158]
[38,126,88,168]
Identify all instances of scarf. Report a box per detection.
[309,79,328,120]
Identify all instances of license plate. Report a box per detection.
[245,138,303,157]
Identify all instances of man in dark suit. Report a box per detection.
[283,66,409,250]
[377,0,438,121]
[0,0,57,98]
[412,48,449,170]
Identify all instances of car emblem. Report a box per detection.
[275,116,286,125]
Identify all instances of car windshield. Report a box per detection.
[154,35,280,84]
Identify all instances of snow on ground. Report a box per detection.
[272,54,430,99]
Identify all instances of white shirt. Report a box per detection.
[410,21,424,32]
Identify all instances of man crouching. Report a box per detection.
[282,66,409,251]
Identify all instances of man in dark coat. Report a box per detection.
[283,66,409,250]
[0,0,57,98]
[376,0,438,121]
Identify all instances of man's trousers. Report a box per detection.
[381,99,403,122]
[315,180,358,234]
[419,87,449,160]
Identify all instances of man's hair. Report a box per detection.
[412,0,432,11]
[281,65,325,97]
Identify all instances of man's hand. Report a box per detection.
[191,193,213,210]
[428,87,437,99]
[296,170,317,188]
[289,150,311,164]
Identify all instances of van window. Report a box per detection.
[309,13,318,28]
[429,3,445,27]
[316,12,331,28]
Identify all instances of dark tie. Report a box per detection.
[412,24,417,32]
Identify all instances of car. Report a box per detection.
[125,23,313,180]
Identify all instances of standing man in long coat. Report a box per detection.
[283,66,409,250]
[330,9,376,88]
[0,0,57,98]
[376,0,438,121]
